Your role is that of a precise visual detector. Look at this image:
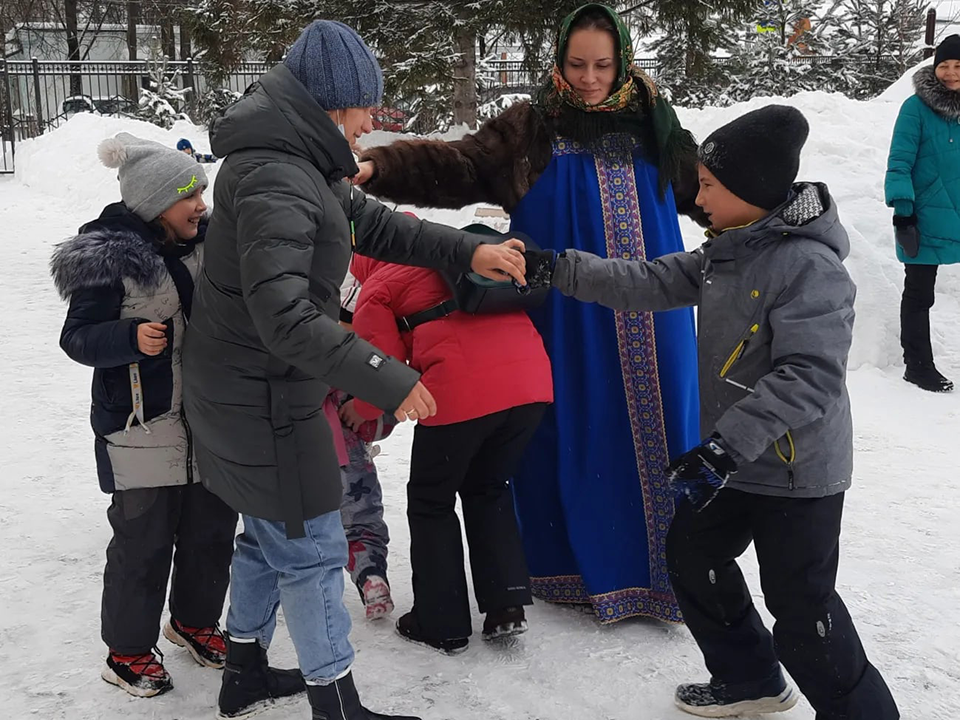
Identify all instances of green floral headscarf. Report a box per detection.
[536,3,697,193]
[544,2,646,114]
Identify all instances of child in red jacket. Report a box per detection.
[349,246,553,655]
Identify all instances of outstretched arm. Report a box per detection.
[552,249,702,312]
[359,102,544,211]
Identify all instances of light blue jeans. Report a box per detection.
[226,511,355,683]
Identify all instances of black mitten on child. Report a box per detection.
[522,249,557,290]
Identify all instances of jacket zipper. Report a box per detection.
[178,306,195,485]
[719,324,760,378]
[775,432,796,490]
[182,409,195,484]
[719,323,797,489]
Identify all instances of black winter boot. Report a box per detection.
[307,672,420,720]
[396,611,468,655]
[904,363,954,393]
[218,636,306,719]
[482,606,527,641]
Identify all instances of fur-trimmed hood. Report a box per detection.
[51,229,167,300]
[50,202,202,300]
[914,65,960,120]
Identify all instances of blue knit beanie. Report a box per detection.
[283,20,384,110]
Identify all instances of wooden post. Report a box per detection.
[452,27,477,130]
[64,0,82,96]
[180,24,193,65]
[1,58,15,168]
[186,56,197,120]
[925,8,937,59]
[31,57,44,133]
[126,0,140,101]
[161,21,176,60]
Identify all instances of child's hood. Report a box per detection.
[707,183,849,262]
[50,202,202,300]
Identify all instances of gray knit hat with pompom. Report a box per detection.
[98,132,208,222]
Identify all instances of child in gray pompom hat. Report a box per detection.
[49,131,235,699]
[99,131,209,223]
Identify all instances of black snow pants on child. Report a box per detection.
[101,483,238,653]
[666,489,899,720]
[406,403,545,641]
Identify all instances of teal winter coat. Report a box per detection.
[885,66,960,265]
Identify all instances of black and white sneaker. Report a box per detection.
[675,673,798,717]
[163,618,226,669]
[396,612,468,656]
[101,648,173,698]
[482,606,528,641]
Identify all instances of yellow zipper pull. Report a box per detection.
[775,431,797,489]
[719,324,760,378]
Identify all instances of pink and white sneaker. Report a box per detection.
[361,575,394,620]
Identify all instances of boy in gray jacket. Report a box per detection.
[527,106,899,719]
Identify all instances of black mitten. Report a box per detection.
[667,435,738,512]
[893,214,920,259]
[522,249,557,290]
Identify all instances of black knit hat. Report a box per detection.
[935,35,960,67]
[698,105,810,211]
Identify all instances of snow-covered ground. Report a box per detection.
[2,66,960,719]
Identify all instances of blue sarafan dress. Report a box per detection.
[510,133,699,624]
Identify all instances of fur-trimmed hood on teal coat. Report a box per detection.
[885,65,960,265]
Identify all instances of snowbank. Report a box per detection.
[14,113,217,213]
[679,78,958,372]
[876,57,934,105]
[16,65,960,373]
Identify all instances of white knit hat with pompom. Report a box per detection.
[97,132,208,221]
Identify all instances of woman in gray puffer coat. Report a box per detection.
[183,20,527,720]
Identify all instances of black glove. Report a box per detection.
[522,249,557,290]
[893,214,920,259]
[667,435,738,512]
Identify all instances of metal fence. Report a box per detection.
[0,57,554,174]
[0,53,902,175]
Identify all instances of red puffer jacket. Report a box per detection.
[350,254,553,427]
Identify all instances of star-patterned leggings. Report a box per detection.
[339,427,389,591]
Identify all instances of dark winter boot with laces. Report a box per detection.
[904,363,954,393]
[674,669,798,717]
[481,606,528,641]
[217,635,307,719]
[163,618,227,668]
[307,671,420,720]
[101,648,173,698]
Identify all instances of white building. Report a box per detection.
[4,22,183,62]
[932,0,960,41]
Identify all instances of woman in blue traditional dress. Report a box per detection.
[356,3,702,624]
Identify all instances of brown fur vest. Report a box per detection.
[360,101,704,224]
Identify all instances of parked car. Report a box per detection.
[61,95,96,118]
[372,106,409,133]
[94,96,139,116]
[61,95,139,120]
